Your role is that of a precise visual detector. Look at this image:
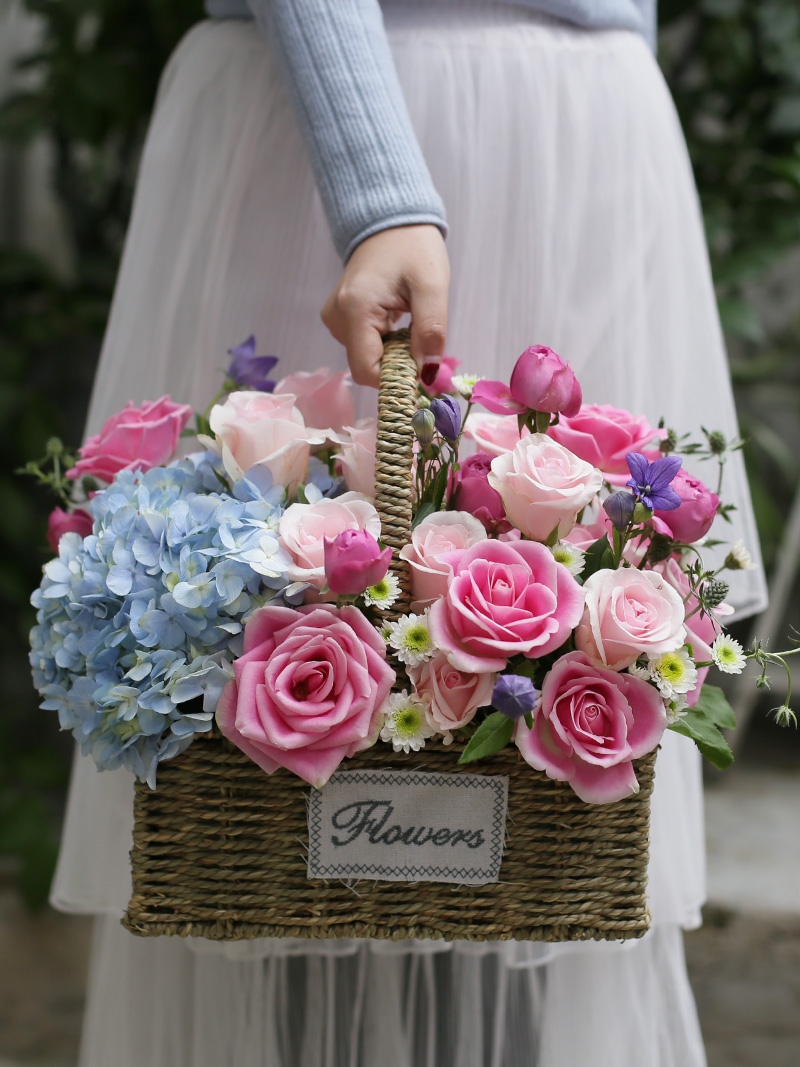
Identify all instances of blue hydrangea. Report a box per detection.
[29,452,295,788]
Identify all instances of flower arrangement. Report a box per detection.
[28,336,797,801]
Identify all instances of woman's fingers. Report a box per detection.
[321,224,450,388]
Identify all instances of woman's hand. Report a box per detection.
[321,224,450,388]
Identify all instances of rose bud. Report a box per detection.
[430,396,462,443]
[654,468,720,544]
[509,345,582,417]
[324,528,392,595]
[492,674,537,720]
[47,506,93,553]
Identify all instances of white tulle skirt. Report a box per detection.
[51,6,767,1065]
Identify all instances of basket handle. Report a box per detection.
[374,328,417,620]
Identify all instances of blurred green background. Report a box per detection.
[1,0,799,907]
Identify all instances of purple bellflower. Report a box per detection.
[226,336,278,392]
[625,452,682,511]
[492,674,537,721]
[430,395,462,443]
[603,490,636,529]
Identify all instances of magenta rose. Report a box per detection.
[216,604,395,787]
[428,539,585,672]
[548,404,661,482]
[47,507,93,553]
[66,396,193,483]
[275,367,355,435]
[654,468,720,544]
[409,652,495,741]
[324,529,391,595]
[472,345,582,417]
[451,455,508,533]
[515,651,667,804]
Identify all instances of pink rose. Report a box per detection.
[463,413,525,456]
[207,390,325,488]
[428,539,585,672]
[575,568,687,671]
[279,492,381,589]
[398,511,486,609]
[275,367,355,435]
[426,354,461,395]
[67,396,193,483]
[216,604,395,787]
[451,476,508,533]
[472,346,581,417]
[515,651,667,804]
[548,404,661,482]
[654,468,720,544]
[47,507,93,553]
[409,651,495,741]
[339,419,377,497]
[488,433,603,542]
[324,529,391,595]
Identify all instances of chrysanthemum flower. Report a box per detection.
[451,373,484,400]
[648,647,698,699]
[725,540,755,571]
[711,634,746,674]
[386,612,435,667]
[379,691,435,753]
[363,573,401,609]
[550,540,585,577]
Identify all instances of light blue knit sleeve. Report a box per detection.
[245,0,448,261]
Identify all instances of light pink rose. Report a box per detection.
[563,517,612,552]
[548,404,661,482]
[324,529,391,595]
[398,511,486,609]
[463,413,526,456]
[279,492,381,589]
[575,568,687,671]
[654,468,720,544]
[409,652,495,741]
[515,651,667,804]
[428,539,585,673]
[488,433,603,542]
[47,507,93,553]
[207,390,324,488]
[339,419,377,497]
[216,604,395,787]
[275,367,355,435]
[67,396,193,483]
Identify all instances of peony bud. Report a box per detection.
[324,528,392,596]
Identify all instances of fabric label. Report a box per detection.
[307,768,509,885]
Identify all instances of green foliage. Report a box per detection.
[458,712,514,765]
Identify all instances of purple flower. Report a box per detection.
[226,336,278,392]
[492,674,537,721]
[430,396,462,443]
[603,490,636,529]
[625,452,682,511]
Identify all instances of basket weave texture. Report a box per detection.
[124,331,656,943]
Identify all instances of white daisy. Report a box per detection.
[648,647,698,700]
[628,660,651,681]
[386,611,436,667]
[451,373,484,400]
[363,573,401,609]
[711,634,747,675]
[379,691,435,753]
[665,694,690,724]
[725,540,755,571]
[550,540,585,577]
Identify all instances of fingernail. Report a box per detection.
[421,361,440,386]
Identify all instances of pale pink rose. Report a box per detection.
[654,468,720,544]
[398,511,486,609]
[575,568,687,671]
[207,390,324,487]
[410,652,495,741]
[548,404,661,482]
[563,517,612,552]
[515,651,667,804]
[339,418,377,497]
[463,413,526,456]
[428,539,585,673]
[324,529,391,595]
[67,396,193,483]
[216,604,395,787]
[488,433,603,543]
[279,492,381,588]
[47,507,93,552]
[275,367,355,435]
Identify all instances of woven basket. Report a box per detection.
[124,330,656,943]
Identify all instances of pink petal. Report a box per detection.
[471,380,527,416]
[569,758,640,805]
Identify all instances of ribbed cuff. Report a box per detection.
[342,212,449,263]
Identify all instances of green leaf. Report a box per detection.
[458,712,513,764]
[581,535,614,581]
[692,684,737,730]
[411,500,437,530]
[669,707,734,770]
